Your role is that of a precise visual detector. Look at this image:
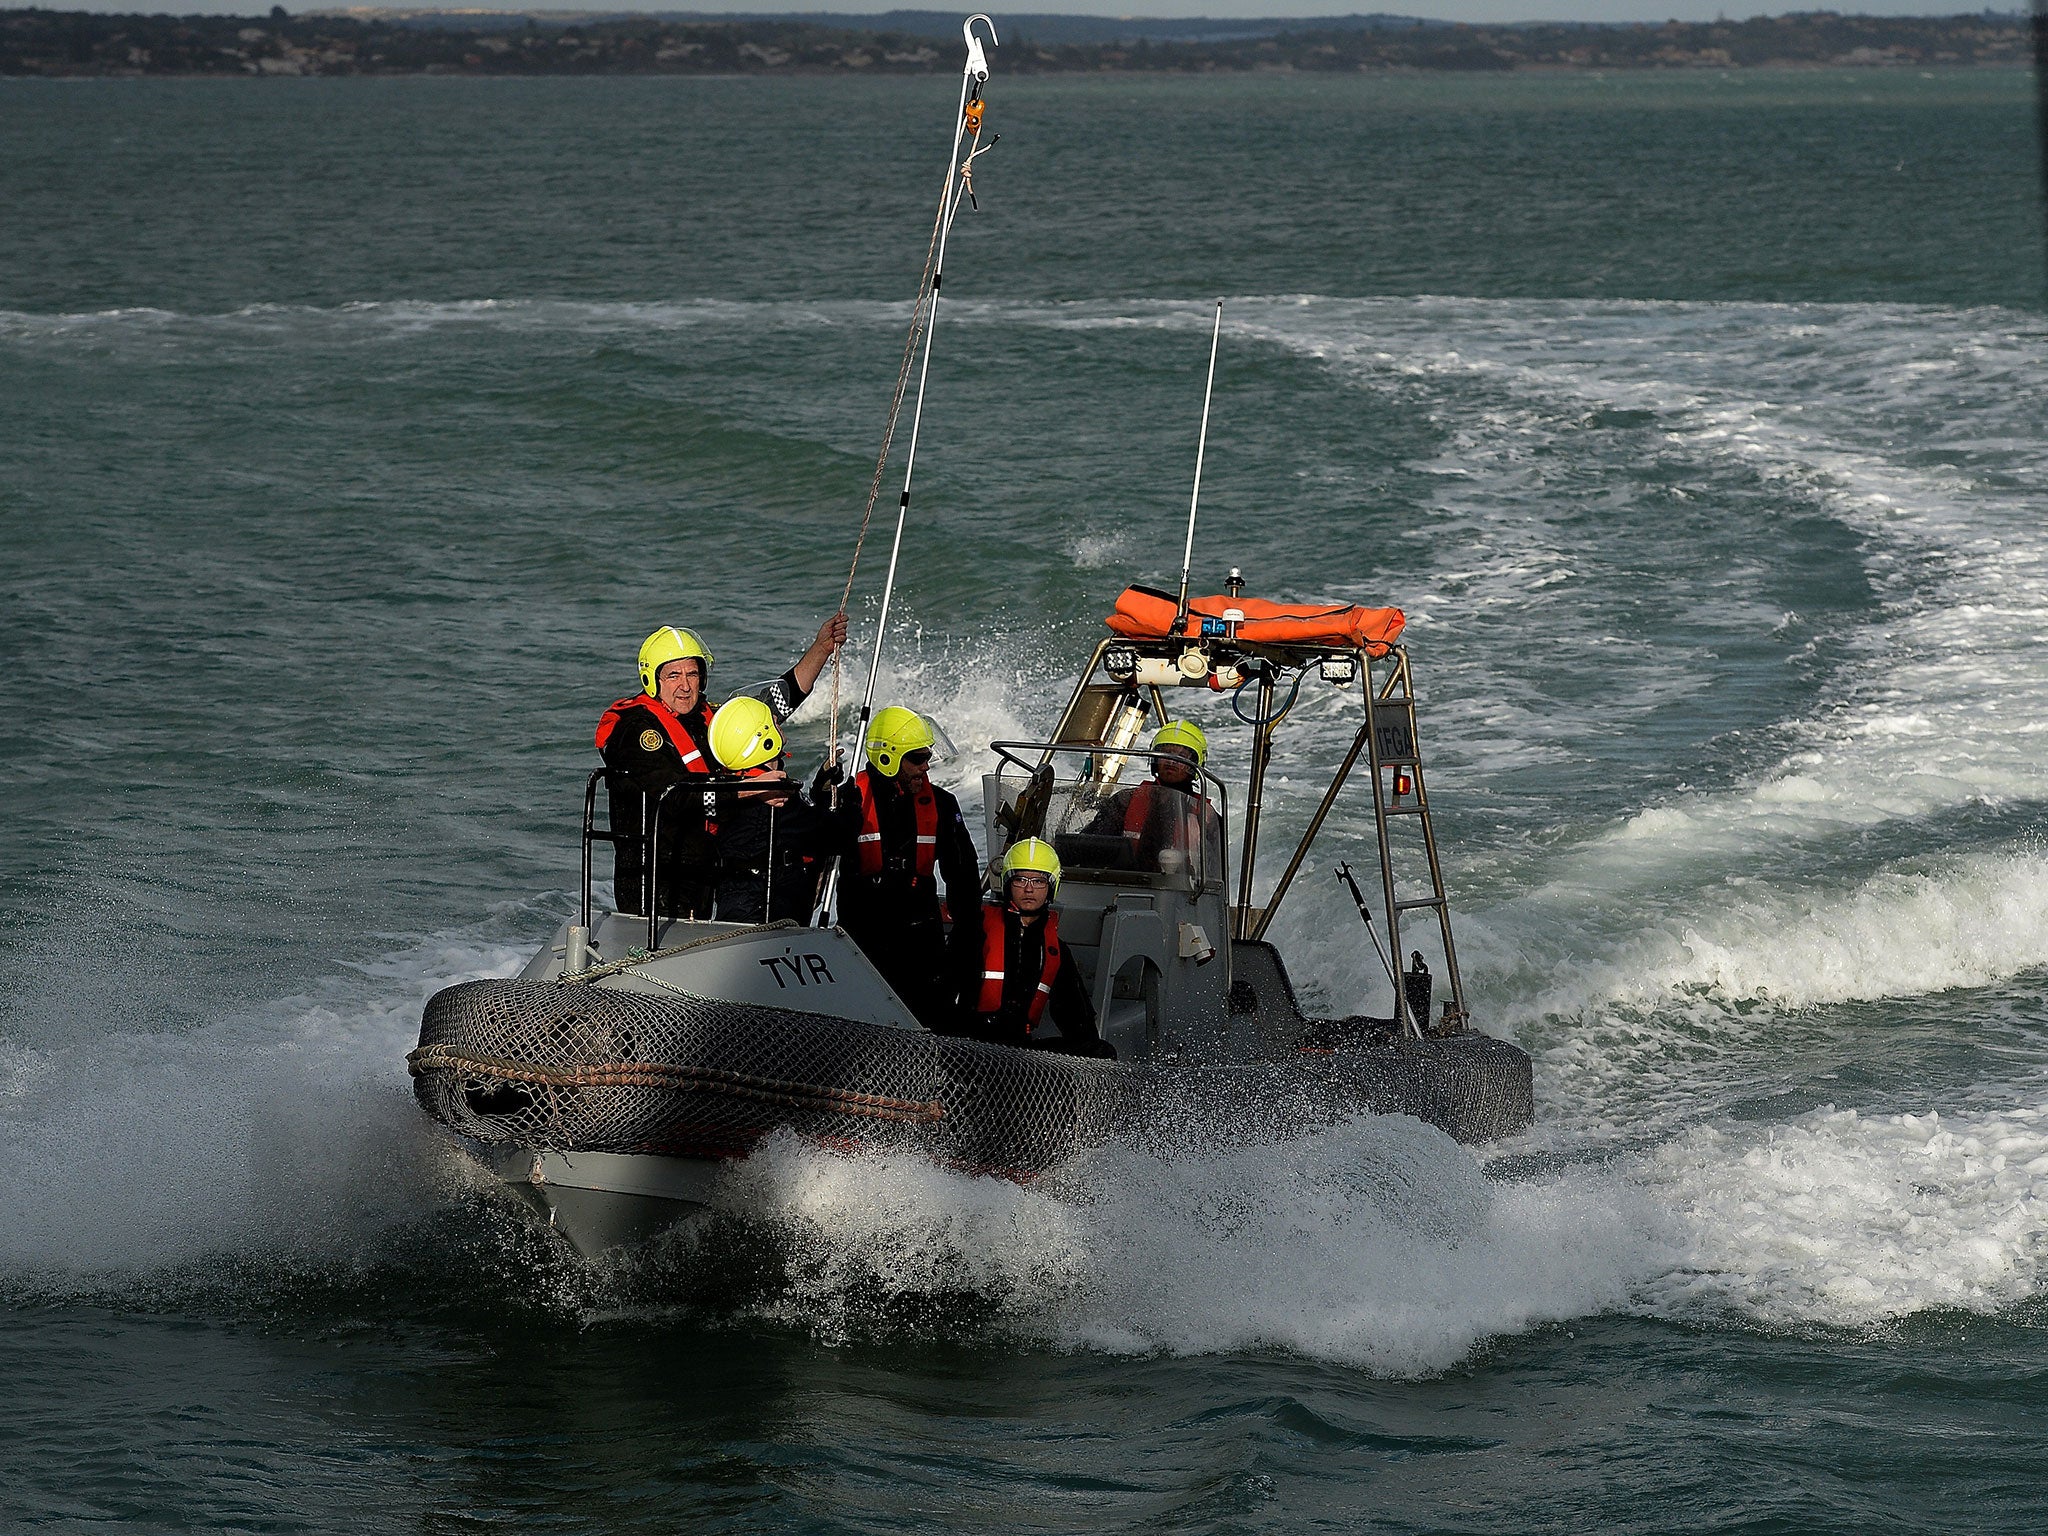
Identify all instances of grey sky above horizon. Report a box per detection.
[54,5,2010,25]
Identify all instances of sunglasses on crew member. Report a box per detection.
[1008,872,1051,888]
[901,750,933,766]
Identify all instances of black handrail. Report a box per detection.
[580,767,635,933]
[581,769,804,951]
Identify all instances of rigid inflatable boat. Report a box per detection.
[411,585,1534,1254]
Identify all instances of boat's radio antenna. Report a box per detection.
[1173,299,1225,631]
[857,14,998,731]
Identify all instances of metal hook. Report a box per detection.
[962,14,999,81]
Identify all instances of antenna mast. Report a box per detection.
[1173,300,1224,630]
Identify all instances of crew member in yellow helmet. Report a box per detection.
[593,609,847,919]
[826,704,980,1025]
[705,698,836,924]
[1084,717,1221,877]
[940,838,1113,1057]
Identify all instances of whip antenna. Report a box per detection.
[857,14,998,729]
[1174,299,1225,630]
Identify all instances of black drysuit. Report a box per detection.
[940,900,1114,1058]
[828,768,981,1026]
[713,779,838,924]
[594,666,810,918]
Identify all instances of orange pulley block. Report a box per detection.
[963,99,985,135]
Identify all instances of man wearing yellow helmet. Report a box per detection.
[940,838,1114,1058]
[826,704,980,1025]
[594,610,847,918]
[1084,718,1221,876]
[704,697,836,924]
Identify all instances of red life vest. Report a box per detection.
[976,903,1062,1030]
[593,693,713,774]
[1122,781,1207,851]
[1121,781,1156,841]
[854,768,938,879]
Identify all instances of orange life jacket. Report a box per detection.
[854,768,938,880]
[594,694,718,836]
[976,903,1062,1029]
[593,693,712,774]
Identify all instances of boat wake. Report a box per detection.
[1,914,2041,1371]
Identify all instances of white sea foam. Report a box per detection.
[1633,1099,2048,1328]
[711,1117,1648,1374]
[681,1087,2048,1371]
[1472,843,2048,1042]
[0,930,526,1276]
[1231,298,2048,853]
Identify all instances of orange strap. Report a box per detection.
[594,694,712,774]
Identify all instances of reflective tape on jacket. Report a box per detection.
[855,768,938,880]
[975,903,1062,1029]
[594,693,713,773]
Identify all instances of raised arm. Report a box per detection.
[791,610,849,695]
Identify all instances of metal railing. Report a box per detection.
[579,768,806,952]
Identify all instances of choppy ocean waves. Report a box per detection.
[2,913,2043,1374]
[6,292,2045,1371]
[0,296,911,345]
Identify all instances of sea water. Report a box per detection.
[2,69,2046,1531]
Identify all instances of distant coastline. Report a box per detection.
[1,8,2036,77]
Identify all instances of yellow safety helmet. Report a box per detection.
[637,626,714,698]
[864,705,936,778]
[1152,718,1209,768]
[709,697,782,772]
[1001,836,1063,897]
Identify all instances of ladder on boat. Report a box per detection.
[1241,645,1469,1035]
[1361,649,1467,1034]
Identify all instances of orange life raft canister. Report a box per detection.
[1105,585,1406,655]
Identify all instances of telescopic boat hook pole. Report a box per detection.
[858,15,998,726]
[1337,862,1421,1039]
[1173,300,1225,631]
[814,15,995,926]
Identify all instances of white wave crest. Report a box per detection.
[1498,845,2048,1030]
[712,1118,1647,1376]
[1637,1101,2048,1328]
[685,1089,2048,1370]
[0,930,526,1276]
[1233,296,2048,867]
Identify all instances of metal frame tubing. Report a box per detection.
[1233,667,1278,940]
[1363,652,1417,1036]
[1248,716,1371,942]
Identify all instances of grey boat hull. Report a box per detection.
[416,930,1533,1254]
[480,1143,727,1254]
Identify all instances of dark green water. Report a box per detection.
[3,68,2047,1532]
